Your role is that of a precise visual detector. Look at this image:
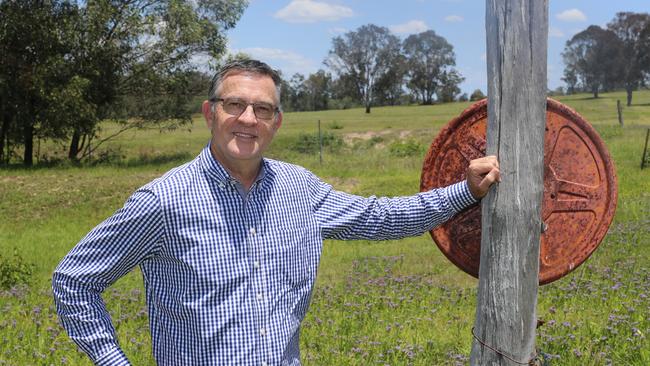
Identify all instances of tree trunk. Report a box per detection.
[365,104,371,113]
[0,103,7,164]
[68,129,81,161]
[470,0,548,364]
[23,121,34,166]
[626,86,633,107]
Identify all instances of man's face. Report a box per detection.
[203,72,282,171]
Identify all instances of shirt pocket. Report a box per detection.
[268,224,322,289]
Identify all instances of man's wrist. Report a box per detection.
[445,180,479,213]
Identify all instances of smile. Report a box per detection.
[233,132,257,139]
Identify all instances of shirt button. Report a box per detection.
[260,328,266,336]
[262,362,268,366]
[254,261,260,269]
[256,293,263,301]
[249,227,256,236]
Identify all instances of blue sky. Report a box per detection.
[222,0,649,96]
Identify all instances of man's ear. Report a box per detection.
[202,100,213,129]
[274,111,283,131]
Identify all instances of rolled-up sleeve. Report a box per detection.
[52,189,165,365]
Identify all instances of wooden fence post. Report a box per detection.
[470,1,548,365]
[617,100,624,126]
[318,119,323,165]
[641,129,649,169]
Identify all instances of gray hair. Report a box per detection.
[208,59,283,110]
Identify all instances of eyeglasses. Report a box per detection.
[212,97,279,120]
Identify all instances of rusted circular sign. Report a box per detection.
[420,98,617,285]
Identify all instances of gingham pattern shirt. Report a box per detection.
[52,145,477,366]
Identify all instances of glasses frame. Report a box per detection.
[211,97,279,121]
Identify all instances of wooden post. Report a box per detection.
[318,119,323,165]
[641,129,649,169]
[470,1,548,365]
[617,100,624,126]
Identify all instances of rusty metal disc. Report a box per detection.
[420,98,618,285]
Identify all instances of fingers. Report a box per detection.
[479,167,500,192]
[466,155,500,199]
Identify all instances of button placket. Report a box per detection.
[245,194,269,360]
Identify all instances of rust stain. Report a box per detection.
[420,98,618,285]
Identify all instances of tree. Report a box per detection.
[0,0,248,166]
[640,22,650,79]
[561,66,579,94]
[0,0,78,166]
[562,25,623,99]
[304,70,332,111]
[287,73,308,112]
[402,30,458,105]
[607,12,650,106]
[67,0,249,161]
[325,24,401,113]
[470,89,486,101]
[373,54,407,106]
[437,70,465,103]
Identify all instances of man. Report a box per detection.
[53,59,500,365]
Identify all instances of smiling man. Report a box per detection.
[53,59,500,366]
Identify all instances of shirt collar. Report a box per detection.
[199,142,270,188]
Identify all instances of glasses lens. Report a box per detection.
[253,103,275,119]
[223,99,247,115]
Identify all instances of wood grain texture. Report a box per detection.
[470,1,548,365]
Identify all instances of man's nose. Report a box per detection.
[237,105,258,124]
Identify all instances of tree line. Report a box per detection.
[562,12,650,105]
[0,0,248,166]
[280,24,470,114]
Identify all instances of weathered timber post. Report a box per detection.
[470,1,548,365]
[617,100,624,126]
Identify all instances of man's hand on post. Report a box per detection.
[466,156,500,199]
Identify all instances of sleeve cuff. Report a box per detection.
[94,347,130,366]
[445,180,479,213]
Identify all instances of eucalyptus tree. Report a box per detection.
[562,25,623,98]
[607,12,650,106]
[402,30,458,105]
[325,24,402,113]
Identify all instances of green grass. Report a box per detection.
[1,90,649,365]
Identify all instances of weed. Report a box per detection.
[389,139,424,157]
[0,248,34,289]
[291,132,343,154]
[328,121,344,130]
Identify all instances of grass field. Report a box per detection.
[1,90,649,365]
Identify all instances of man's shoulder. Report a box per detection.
[264,158,315,180]
[140,155,202,195]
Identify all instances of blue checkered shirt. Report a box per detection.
[52,145,477,365]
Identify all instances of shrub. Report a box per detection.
[389,140,424,157]
[291,132,343,154]
[327,121,344,130]
[0,248,34,289]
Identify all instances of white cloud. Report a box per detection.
[556,9,586,22]
[274,0,354,24]
[235,47,315,76]
[444,15,463,23]
[549,27,564,38]
[389,20,429,35]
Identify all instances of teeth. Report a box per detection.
[234,132,256,138]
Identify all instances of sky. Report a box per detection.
[222,0,650,96]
